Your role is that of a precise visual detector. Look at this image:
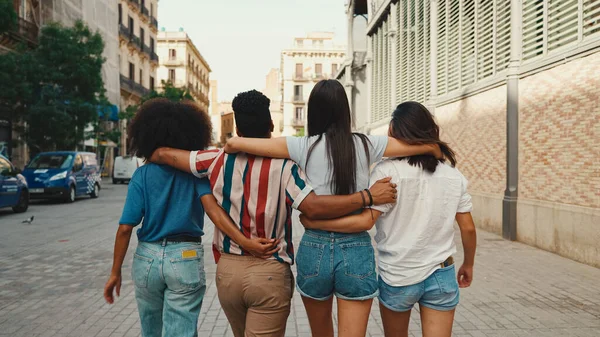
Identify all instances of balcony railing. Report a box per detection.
[151,17,158,29]
[141,6,150,18]
[164,58,183,66]
[294,74,309,81]
[292,95,304,103]
[15,18,39,43]
[120,75,150,98]
[292,118,304,127]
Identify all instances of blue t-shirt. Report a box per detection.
[119,163,212,242]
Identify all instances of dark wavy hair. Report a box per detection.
[128,98,212,159]
[232,90,272,138]
[306,79,371,195]
[390,101,456,173]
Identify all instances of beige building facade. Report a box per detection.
[345,0,600,267]
[280,33,345,136]
[263,68,283,138]
[157,30,211,113]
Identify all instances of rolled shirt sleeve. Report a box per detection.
[284,162,313,210]
[457,174,473,213]
[189,149,220,178]
[369,162,395,214]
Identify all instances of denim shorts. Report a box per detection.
[378,265,459,312]
[295,230,378,301]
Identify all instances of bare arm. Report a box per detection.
[201,194,279,258]
[149,147,193,173]
[225,137,290,158]
[300,208,383,233]
[384,137,442,159]
[104,225,134,303]
[297,177,397,220]
[455,212,477,288]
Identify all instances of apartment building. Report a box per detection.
[345,0,600,267]
[263,68,283,137]
[280,33,346,136]
[157,30,211,112]
[118,0,158,154]
[0,0,120,168]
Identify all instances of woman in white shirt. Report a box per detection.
[301,101,477,337]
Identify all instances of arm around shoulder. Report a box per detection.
[225,137,290,159]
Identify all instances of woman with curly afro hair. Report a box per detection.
[103,98,271,337]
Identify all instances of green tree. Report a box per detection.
[0,0,17,34]
[0,21,106,155]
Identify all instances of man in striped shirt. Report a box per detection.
[150,90,396,337]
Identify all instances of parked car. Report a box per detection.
[22,151,101,203]
[113,156,144,184]
[0,154,29,213]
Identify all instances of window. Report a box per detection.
[73,156,83,172]
[139,69,143,84]
[118,4,122,24]
[295,63,303,78]
[295,107,303,120]
[331,63,338,76]
[169,49,176,60]
[150,37,155,53]
[0,157,11,172]
[150,76,155,90]
[140,27,145,46]
[296,39,303,47]
[315,63,322,77]
[128,16,134,35]
[293,85,302,98]
[151,4,154,17]
[129,62,135,80]
[169,69,176,82]
[141,0,145,9]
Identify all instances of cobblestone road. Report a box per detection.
[0,182,599,336]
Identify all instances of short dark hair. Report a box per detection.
[128,98,212,159]
[231,90,272,138]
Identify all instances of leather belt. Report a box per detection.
[440,256,454,268]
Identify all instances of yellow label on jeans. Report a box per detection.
[182,250,197,259]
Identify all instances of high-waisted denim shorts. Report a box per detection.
[295,230,378,301]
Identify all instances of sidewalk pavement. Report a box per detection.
[0,184,598,336]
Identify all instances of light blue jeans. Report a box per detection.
[132,240,206,337]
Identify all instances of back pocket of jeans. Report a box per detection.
[170,251,205,291]
[132,254,154,289]
[433,265,459,294]
[340,242,375,279]
[296,241,325,278]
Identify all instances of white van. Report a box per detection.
[113,156,144,184]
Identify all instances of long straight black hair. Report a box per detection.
[390,101,456,173]
[306,80,371,195]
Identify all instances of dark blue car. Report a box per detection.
[0,154,29,213]
[22,151,101,203]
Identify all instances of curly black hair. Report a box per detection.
[232,90,272,138]
[127,98,212,159]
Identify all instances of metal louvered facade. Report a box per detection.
[365,0,600,126]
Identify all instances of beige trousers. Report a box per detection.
[216,254,294,337]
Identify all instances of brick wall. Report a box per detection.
[435,85,507,195]
[519,53,600,209]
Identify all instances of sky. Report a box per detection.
[158,0,348,102]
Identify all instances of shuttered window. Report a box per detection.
[437,0,448,95]
[447,0,460,92]
[461,0,476,86]
[495,1,512,71]
[523,0,598,62]
[396,0,431,104]
[583,0,600,37]
[477,0,495,80]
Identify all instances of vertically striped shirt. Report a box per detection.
[189,149,313,265]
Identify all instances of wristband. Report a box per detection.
[360,190,367,208]
[364,188,374,206]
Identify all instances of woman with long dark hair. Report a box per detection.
[301,101,478,337]
[225,81,441,337]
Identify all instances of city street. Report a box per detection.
[0,182,599,337]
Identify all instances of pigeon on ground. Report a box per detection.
[22,216,34,224]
